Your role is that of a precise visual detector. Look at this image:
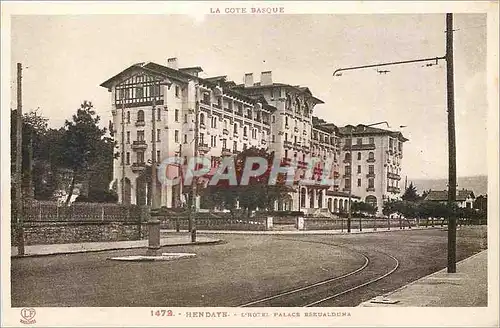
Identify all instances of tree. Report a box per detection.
[351,201,377,216]
[401,182,419,202]
[59,101,108,204]
[201,147,290,215]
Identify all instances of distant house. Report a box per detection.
[424,189,475,208]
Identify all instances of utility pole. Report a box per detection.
[446,13,457,273]
[347,128,353,233]
[121,89,125,204]
[15,63,24,256]
[189,86,199,243]
[331,14,457,271]
[151,96,157,208]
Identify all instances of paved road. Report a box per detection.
[11,227,487,307]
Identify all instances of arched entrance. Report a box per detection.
[309,189,314,208]
[318,191,323,208]
[365,195,377,210]
[327,198,332,212]
[300,188,306,208]
[334,199,338,212]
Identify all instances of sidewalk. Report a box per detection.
[359,249,488,307]
[11,235,222,258]
[163,225,442,235]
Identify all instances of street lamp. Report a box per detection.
[346,121,389,233]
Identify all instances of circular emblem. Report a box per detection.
[20,308,36,321]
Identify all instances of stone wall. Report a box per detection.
[11,202,150,246]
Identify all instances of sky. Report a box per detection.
[9,13,488,180]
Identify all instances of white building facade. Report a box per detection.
[100,58,408,214]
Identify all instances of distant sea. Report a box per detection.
[409,175,488,196]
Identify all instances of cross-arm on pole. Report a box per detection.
[333,56,446,76]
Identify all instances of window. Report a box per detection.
[156,129,161,142]
[294,152,297,158]
[126,152,130,165]
[175,85,180,98]
[243,143,247,150]
[252,129,257,139]
[357,138,362,145]
[126,111,130,123]
[137,130,145,141]
[175,130,179,143]
[184,114,188,123]
[199,113,205,125]
[357,178,361,187]
[136,87,143,98]
[369,137,374,145]
[272,135,275,143]
[157,150,161,162]
[217,97,222,108]
[398,141,402,151]
[222,139,227,149]
[211,116,217,129]
[199,133,204,145]
[345,166,351,174]
[243,126,248,137]
[344,153,351,161]
[357,165,361,174]
[137,151,144,164]
[389,138,393,148]
[285,116,289,126]
[247,108,252,118]
[345,179,351,188]
[224,120,228,129]
[345,138,352,146]
[126,131,130,144]
[368,179,375,189]
[233,141,237,152]
[183,134,188,144]
[369,165,374,174]
[210,135,217,147]
[357,152,361,160]
[175,109,179,122]
[294,136,297,144]
[137,110,145,122]
[272,115,276,123]
[368,152,375,160]
[284,149,288,159]
[157,108,161,121]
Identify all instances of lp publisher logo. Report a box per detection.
[20,308,36,324]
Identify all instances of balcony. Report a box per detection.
[131,140,148,150]
[343,158,351,164]
[343,143,376,151]
[221,148,232,156]
[261,139,267,145]
[342,187,351,192]
[262,120,270,126]
[343,173,351,178]
[135,120,145,127]
[131,162,146,173]
[198,143,210,153]
[294,127,299,133]
[224,107,232,113]
[199,122,206,129]
[235,111,243,117]
[223,128,229,135]
[366,187,376,192]
[303,130,307,136]
[283,140,292,147]
[366,173,375,178]
[200,98,211,106]
[212,103,222,109]
[367,158,376,163]
[387,186,401,193]
[387,172,401,180]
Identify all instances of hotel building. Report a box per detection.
[100,58,407,214]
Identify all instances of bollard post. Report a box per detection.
[297,217,304,230]
[266,217,273,231]
[147,208,161,256]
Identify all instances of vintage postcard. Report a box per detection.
[1,1,499,327]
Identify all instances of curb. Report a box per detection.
[357,249,488,307]
[11,239,223,259]
[169,226,443,235]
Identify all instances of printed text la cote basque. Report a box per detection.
[210,7,285,14]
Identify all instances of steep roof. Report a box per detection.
[326,190,361,199]
[338,124,408,142]
[312,116,338,134]
[232,83,324,104]
[424,189,475,202]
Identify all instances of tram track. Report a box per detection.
[238,238,400,307]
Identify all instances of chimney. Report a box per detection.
[261,71,272,86]
[244,73,254,87]
[167,57,178,70]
